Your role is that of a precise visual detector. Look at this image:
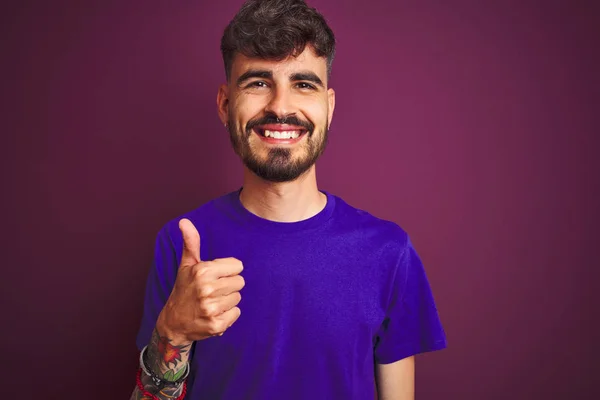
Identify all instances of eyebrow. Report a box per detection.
[236,69,273,87]
[290,71,324,88]
[236,69,325,88]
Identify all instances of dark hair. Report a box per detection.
[220,0,336,81]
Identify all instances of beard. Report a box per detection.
[228,114,329,183]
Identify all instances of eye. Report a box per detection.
[247,81,269,89]
[296,82,316,90]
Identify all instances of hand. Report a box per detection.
[156,218,244,345]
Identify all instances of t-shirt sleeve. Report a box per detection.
[135,226,179,351]
[373,236,447,364]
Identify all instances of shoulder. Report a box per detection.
[157,190,237,243]
[329,192,410,253]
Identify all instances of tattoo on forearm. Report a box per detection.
[132,373,183,400]
[130,329,192,400]
[147,328,191,381]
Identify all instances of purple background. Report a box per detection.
[2,1,598,398]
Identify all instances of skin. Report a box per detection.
[217,46,334,222]
[131,219,245,399]
[376,356,415,400]
[132,46,414,399]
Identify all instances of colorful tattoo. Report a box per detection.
[130,329,192,400]
[131,374,183,400]
[147,328,191,380]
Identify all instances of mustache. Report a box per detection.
[245,114,314,135]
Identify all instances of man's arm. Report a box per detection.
[132,219,244,398]
[375,356,415,400]
[130,327,192,400]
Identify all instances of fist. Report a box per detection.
[156,218,245,345]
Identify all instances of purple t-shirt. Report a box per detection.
[137,189,446,399]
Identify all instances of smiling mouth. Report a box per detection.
[253,127,308,141]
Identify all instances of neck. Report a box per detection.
[239,166,327,223]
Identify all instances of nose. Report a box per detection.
[264,86,296,119]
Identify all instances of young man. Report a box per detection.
[132,0,446,399]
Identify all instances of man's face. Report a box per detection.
[218,46,335,182]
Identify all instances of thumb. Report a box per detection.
[179,218,201,266]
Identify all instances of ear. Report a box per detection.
[327,87,335,129]
[217,84,229,126]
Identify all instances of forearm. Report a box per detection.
[130,325,192,400]
[132,220,244,398]
[130,374,184,400]
[375,356,415,400]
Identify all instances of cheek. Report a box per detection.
[304,100,329,126]
[233,96,268,120]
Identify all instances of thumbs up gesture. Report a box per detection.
[156,218,245,345]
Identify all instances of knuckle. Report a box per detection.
[205,320,218,335]
[198,284,214,298]
[193,263,212,280]
[199,301,217,317]
[206,318,226,335]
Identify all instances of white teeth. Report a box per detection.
[263,130,302,139]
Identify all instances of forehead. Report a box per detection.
[230,46,328,81]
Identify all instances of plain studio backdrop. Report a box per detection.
[1,0,598,399]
